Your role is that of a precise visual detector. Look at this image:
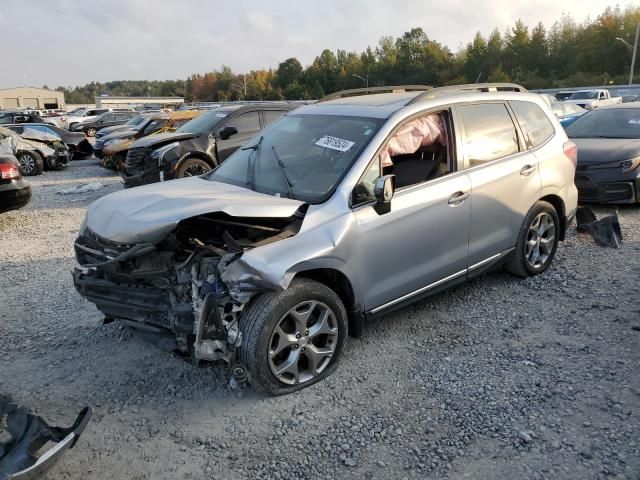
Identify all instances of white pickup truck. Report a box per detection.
[562,89,622,110]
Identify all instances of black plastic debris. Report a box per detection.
[576,206,623,248]
[0,395,91,480]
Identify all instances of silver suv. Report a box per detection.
[73,84,578,395]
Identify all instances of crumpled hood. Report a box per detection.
[132,131,197,149]
[85,177,305,244]
[572,138,640,165]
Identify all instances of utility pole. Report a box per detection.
[630,23,639,85]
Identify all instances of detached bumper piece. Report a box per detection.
[576,206,623,248]
[0,395,91,480]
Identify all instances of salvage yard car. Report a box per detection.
[97,110,201,171]
[0,144,31,213]
[3,123,93,159]
[122,104,296,188]
[71,111,138,137]
[567,103,640,203]
[0,127,70,176]
[73,83,578,395]
[563,89,622,110]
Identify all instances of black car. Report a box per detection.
[0,148,31,213]
[71,111,138,137]
[123,104,296,188]
[95,114,151,138]
[3,123,93,159]
[0,111,56,126]
[567,104,640,204]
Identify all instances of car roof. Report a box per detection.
[295,84,537,119]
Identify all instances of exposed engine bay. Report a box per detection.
[73,210,305,369]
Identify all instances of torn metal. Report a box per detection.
[73,180,306,364]
[0,395,91,480]
[576,205,623,248]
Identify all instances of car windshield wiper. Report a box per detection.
[271,145,295,199]
[243,135,263,191]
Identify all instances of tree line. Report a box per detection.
[55,5,640,104]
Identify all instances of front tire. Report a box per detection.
[85,127,97,137]
[17,151,44,176]
[240,279,348,395]
[176,158,212,178]
[505,200,559,277]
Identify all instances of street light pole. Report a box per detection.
[630,23,639,85]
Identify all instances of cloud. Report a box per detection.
[0,0,634,87]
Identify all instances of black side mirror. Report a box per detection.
[374,174,395,215]
[219,126,238,140]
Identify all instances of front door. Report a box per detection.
[353,164,472,313]
[216,111,261,162]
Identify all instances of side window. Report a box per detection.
[378,111,452,189]
[457,103,519,167]
[0,116,11,125]
[85,110,96,116]
[229,112,260,133]
[510,101,555,149]
[14,115,29,123]
[353,157,381,205]
[262,110,287,127]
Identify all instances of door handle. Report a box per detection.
[520,164,536,176]
[448,191,469,205]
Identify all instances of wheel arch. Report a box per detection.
[538,194,566,240]
[292,268,364,338]
[175,151,217,172]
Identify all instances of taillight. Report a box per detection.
[563,140,577,169]
[0,163,21,180]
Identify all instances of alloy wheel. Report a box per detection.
[18,153,35,174]
[268,300,339,385]
[525,212,555,269]
[183,165,209,177]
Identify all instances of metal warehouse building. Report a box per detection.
[0,87,65,110]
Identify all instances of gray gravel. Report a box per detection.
[0,160,639,480]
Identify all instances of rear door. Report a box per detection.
[455,102,541,268]
[216,111,261,161]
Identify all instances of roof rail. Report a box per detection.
[316,85,432,103]
[407,83,527,105]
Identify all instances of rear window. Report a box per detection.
[457,103,519,167]
[510,101,555,149]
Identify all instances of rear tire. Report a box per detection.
[176,158,212,178]
[17,151,44,176]
[240,279,348,395]
[85,127,97,137]
[505,201,559,277]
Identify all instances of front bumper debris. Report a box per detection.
[0,395,91,480]
[576,206,623,248]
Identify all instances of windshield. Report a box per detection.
[125,115,144,126]
[208,114,384,203]
[176,108,234,134]
[566,108,640,139]
[569,91,598,100]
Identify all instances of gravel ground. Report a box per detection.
[1,160,639,480]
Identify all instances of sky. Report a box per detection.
[0,0,634,88]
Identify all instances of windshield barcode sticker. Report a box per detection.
[315,135,355,152]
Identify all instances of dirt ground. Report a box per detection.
[0,159,638,480]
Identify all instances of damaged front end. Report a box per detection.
[73,210,304,365]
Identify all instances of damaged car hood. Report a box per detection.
[85,177,305,244]
[132,131,197,149]
[573,138,640,164]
